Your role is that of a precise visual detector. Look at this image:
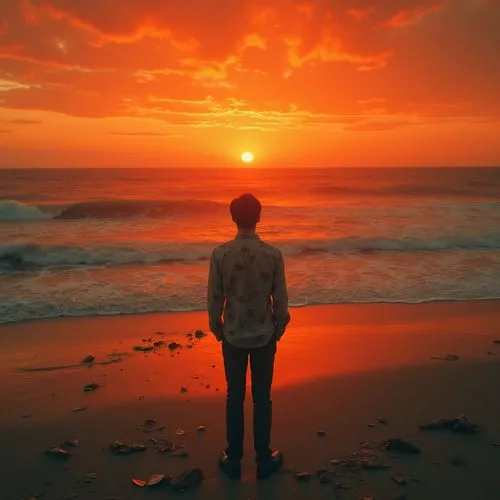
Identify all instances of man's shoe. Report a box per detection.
[256,449,284,480]
[218,450,242,480]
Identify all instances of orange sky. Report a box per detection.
[0,0,499,168]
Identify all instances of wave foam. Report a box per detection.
[0,200,53,222]
[1,235,500,269]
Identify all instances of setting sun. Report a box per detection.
[241,152,254,164]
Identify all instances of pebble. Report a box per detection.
[391,473,407,485]
[382,438,421,454]
[295,472,312,481]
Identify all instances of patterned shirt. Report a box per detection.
[207,233,290,348]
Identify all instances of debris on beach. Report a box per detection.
[430,353,460,361]
[493,340,500,344]
[368,423,376,428]
[168,342,181,350]
[22,411,31,419]
[363,461,392,470]
[45,446,72,458]
[197,424,206,432]
[419,415,479,434]
[180,386,188,393]
[157,440,177,454]
[490,441,500,447]
[142,419,165,433]
[83,382,99,392]
[391,473,407,485]
[317,429,326,436]
[82,355,95,363]
[61,438,80,447]
[382,438,421,454]
[170,468,204,492]
[134,345,154,352]
[295,472,313,481]
[176,428,187,437]
[132,473,169,487]
[195,330,207,339]
[110,440,147,455]
[378,417,388,424]
[334,482,352,490]
[84,472,98,483]
[488,351,495,355]
[149,473,170,486]
[72,406,87,412]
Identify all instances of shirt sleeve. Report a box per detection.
[207,249,224,338]
[272,251,290,337]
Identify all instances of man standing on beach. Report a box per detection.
[207,194,290,480]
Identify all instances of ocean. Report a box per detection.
[1,167,499,324]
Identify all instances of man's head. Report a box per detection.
[230,194,261,230]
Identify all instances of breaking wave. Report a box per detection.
[0,199,225,221]
[2,235,500,270]
[0,200,53,222]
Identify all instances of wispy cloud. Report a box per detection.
[1,118,43,125]
[108,131,182,137]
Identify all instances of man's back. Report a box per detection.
[207,194,288,480]
[208,233,289,348]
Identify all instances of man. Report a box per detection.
[207,193,290,480]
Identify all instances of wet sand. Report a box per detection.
[1,301,500,500]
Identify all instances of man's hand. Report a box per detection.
[273,328,285,341]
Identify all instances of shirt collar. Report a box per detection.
[235,232,260,240]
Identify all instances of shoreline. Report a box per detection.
[2,296,500,326]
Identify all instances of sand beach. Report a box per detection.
[1,300,500,500]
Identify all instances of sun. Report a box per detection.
[241,151,254,164]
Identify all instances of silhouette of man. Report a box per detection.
[207,194,290,480]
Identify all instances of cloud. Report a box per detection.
[378,1,447,28]
[343,120,416,132]
[0,0,498,128]
[285,35,393,71]
[1,118,42,124]
[108,131,180,137]
[346,8,375,22]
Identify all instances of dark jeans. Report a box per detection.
[222,337,277,462]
